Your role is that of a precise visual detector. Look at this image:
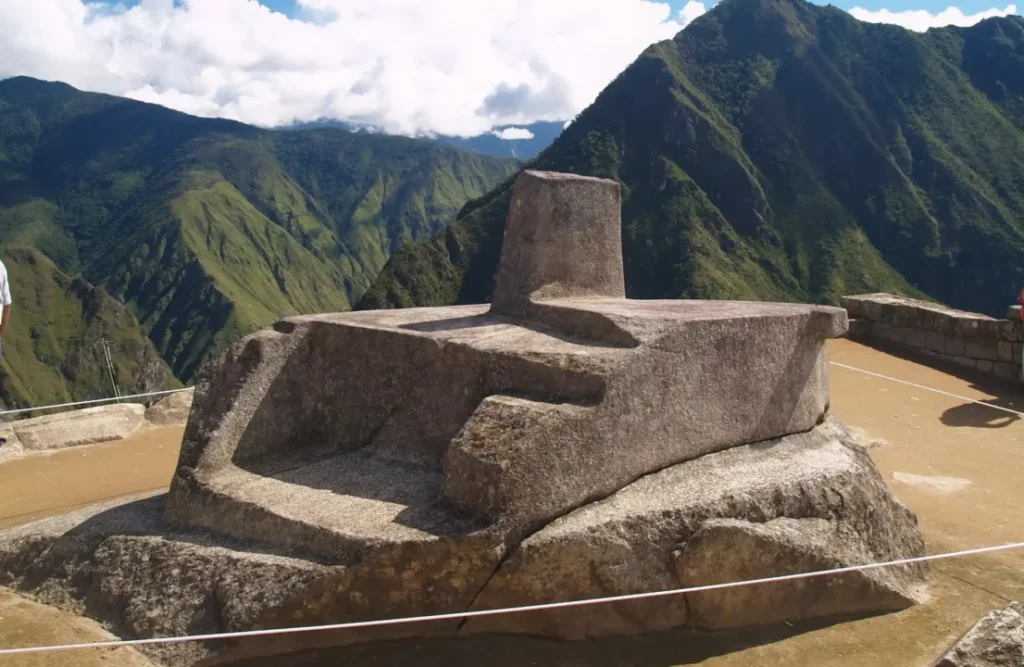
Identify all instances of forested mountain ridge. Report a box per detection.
[361,0,1024,319]
[0,77,516,403]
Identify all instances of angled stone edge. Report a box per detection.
[461,416,927,639]
[931,602,1024,667]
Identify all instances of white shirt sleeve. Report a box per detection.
[0,262,11,307]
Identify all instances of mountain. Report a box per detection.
[0,247,179,411]
[437,122,566,159]
[0,77,517,385]
[361,0,1024,319]
[285,119,564,159]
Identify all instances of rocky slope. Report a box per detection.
[361,0,1024,317]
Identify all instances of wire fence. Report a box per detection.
[0,387,193,418]
[830,362,1024,416]
[1,359,1016,419]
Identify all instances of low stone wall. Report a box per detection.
[9,403,146,452]
[842,293,1023,382]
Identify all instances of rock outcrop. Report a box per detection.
[0,171,928,666]
[932,602,1024,667]
[6,403,145,452]
[144,389,195,427]
[462,418,925,639]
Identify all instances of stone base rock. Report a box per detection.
[0,493,335,667]
[933,602,1024,667]
[677,517,918,629]
[463,417,926,639]
[0,417,927,666]
[145,389,195,427]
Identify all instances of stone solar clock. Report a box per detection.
[0,171,928,666]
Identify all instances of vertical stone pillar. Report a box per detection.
[490,170,624,317]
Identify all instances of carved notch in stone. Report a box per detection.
[490,170,625,316]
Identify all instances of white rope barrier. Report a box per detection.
[0,540,1021,657]
[830,362,1024,417]
[0,387,193,417]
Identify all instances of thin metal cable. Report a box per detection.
[829,362,1023,417]
[0,387,192,417]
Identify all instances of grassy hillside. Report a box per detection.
[0,78,517,381]
[361,0,1024,318]
[0,248,178,410]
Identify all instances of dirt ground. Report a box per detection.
[0,339,1021,666]
[0,425,183,666]
[0,425,184,531]
[0,593,156,667]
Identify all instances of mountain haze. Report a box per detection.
[0,77,516,401]
[286,119,563,159]
[362,0,1024,318]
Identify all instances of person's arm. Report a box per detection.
[0,270,10,335]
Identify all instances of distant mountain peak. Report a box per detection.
[280,118,564,159]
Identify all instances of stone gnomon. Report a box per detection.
[0,171,928,666]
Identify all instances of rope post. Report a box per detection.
[99,338,121,404]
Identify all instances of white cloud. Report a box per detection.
[0,0,688,136]
[492,127,535,140]
[848,3,1018,31]
[1,1,1016,136]
[679,1,708,25]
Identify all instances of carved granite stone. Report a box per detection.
[0,170,928,666]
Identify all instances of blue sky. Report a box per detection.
[4,0,1018,135]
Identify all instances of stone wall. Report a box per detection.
[842,293,1023,382]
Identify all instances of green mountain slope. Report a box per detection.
[0,78,517,380]
[0,248,179,411]
[361,0,1024,318]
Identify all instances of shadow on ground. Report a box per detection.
[936,370,1022,429]
[941,397,1021,429]
[845,338,1023,429]
[220,615,871,667]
